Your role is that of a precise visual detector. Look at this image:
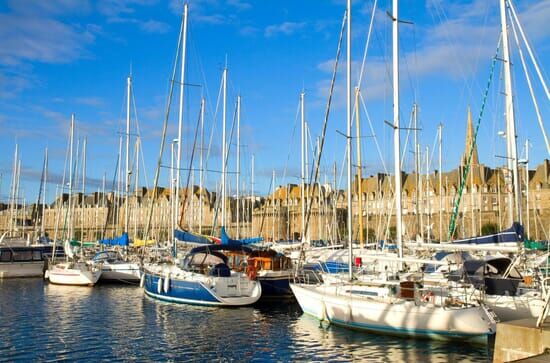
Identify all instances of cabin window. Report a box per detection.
[0,251,12,262]
[13,250,33,262]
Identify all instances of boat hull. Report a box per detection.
[47,263,102,286]
[290,283,495,342]
[0,261,44,278]
[100,263,141,282]
[143,269,261,307]
[257,273,293,298]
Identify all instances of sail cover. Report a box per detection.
[99,232,130,246]
[220,226,263,246]
[174,229,213,245]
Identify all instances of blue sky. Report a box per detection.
[0,0,549,204]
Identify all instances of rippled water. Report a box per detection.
[0,279,492,362]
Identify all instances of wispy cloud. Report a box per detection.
[169,0,251,25]
[76,97,105,107]
[264,21,306,37]
[140,19,171,33]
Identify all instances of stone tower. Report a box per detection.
[461,107,479,167]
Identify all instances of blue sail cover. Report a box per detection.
[453,222,524,245]
[220,226,263,246]
[174,229,213,245]
[99,232,130,246]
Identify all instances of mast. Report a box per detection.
[355,87,364,248]
[68,114,75,241]
[81,138,87,243]
[221,67,227,228]
[346,0,353,280]
[525,139,530,238]
[251,154,255,236]
[272,169,275,241]
[125,74,131,234]
[175,3,189,236]
[300,91,306,242]
[236,95,241,239]
[500,0,521,225]
[199,97,205,235]
[42,148,48,237]
[413,103,419,238]
[392,0,403,259]
[9,144,18,237]
[438,124,443,241]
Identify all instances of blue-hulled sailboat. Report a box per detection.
[142,244,261,306]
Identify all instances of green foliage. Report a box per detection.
[481,223,498,235]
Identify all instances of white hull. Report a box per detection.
[0,261,44,278]
[100,262,141,282]
[47,262,102,286]
[290,283,495,342]
[485,292,546,321]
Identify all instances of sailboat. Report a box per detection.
[290,0,496,342]
[141,4,261,306]
[46,115,102,286]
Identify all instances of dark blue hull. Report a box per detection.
[258,276,293,298]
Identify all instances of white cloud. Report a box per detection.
[264,22,306,37]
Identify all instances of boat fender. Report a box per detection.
[164,274,170,293]
[44,270,49,280]
[140,274,145,288]
[157,278,163,294]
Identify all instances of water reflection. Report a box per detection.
[0,279,490,361]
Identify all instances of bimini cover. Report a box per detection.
[220,226,263,246]
[99,232,129,247]
[452,222,524,245]
[174,229,213,245]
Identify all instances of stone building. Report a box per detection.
[1,109,549,242]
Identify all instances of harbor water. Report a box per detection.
[0,279,492,362]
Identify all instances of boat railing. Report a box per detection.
[293,268,323,285]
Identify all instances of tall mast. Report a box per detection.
[355,87,364,248]
[68,114,75,241]
[500,0,521,225]
[236,95,241,239]
[175,3,188,235]
[125,74,131,234]
[438,124,443,241]
[221,67,227,228]
[199,97,205,234]
[300,91,305,242]
[392,0,403,259]
[346,0,353,280]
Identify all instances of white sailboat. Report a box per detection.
[291,0,497,342]
[46,115,102,286]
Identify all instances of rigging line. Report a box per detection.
[143,12,183,244]
[508,9,550,156]
[357,0,378,88]
[130,84,150,191]
[508,0,550,102]
[178,101,203,228]
[400,105,415,171]
[448,38,501,240]
[281,99,301,187]
[359,92,388,174]
[204,72,224,184]
[303,8,347,241]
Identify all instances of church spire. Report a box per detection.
[461,106,479,166]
